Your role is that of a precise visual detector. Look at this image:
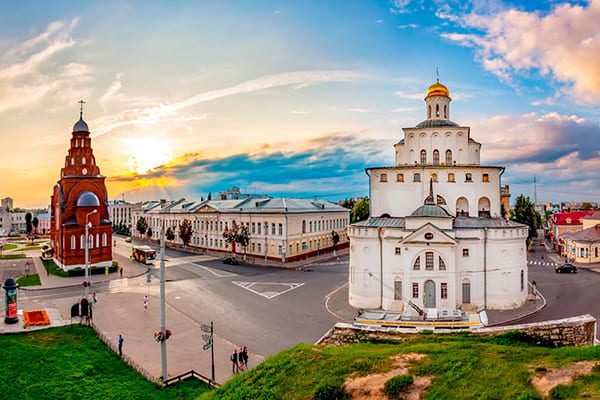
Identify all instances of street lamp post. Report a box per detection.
[159,215,167,381]
[84,209,97,300]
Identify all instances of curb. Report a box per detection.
[487,285,547,327]
[20,268,150,291]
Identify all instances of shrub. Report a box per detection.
[550,384,578,400]
[517,389,543,400]
[383,375,414,399]
[314,380,349,400]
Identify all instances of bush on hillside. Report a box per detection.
[383,375,414,399]
[550,384,578,400]
[314,380,349,400]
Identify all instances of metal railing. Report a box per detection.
[163,369,219,387]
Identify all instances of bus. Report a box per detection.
[131,245,157,264]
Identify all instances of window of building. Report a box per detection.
[596,247,598,258]
[482,173,489,182]
[96,234,99,248]
[289,244,293,255]
[257,223,262,234]
[420,150,427,165]
[380,173,387,182]
[394,281,402,300]
[396,173,404,182]
[413,256,420,270]
[425,252,434,270]
[252,222,256,234]
[412,283,419,299]
[272,224,276,235]
[278,245,282,254]
[448,173,455,182]
[433,150,440,165]
[88,234,93,249]
[251,242,255,252]
[71,235,76,250]
[462,248,469,257]
[445,150,452,165]
[431,173,438,182]
[439,257,446,270]
[102,233,107,247]
[279,223,283,235]
[257,243,261,253]
[302,220,306,234]
[82,157,86,165]
[465,173,472,182]
[441,283,448,299]
[309,221,313,232]
[413,173,421,182]
[521,270,524,291]
[296,242,300,253]
[395,247,401,255]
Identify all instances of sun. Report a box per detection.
[127,138,173,174]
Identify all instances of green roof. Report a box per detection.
[408,204,452,218]
[414,119,459,129]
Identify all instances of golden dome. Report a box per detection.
[426,80,449,97]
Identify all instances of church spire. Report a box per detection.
[424,173,435,205]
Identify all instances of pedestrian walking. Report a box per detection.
[143,295,149,311]
[118,334,123,356]
[120,266,123,279]
[241,346,248,370]
[230,349,239,374]
[541,256,545,265]
[93,292,98,304]
[532,280,537,297]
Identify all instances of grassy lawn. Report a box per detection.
[200,332,600,400]
[3,243,18,250]
[16,273,41,286]
[0,254,25,259]
[0,325,212,400]
[20,246,44,251]
[41,258,69,277]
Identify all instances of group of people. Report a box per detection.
[230,346,249,374]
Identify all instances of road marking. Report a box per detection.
[194,263,238,278]
[527,261,557,266]
[232,281,305,299]
[164,255,217,267]
[305,261,346,267]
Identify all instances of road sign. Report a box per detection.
[201,324,212,333]
[202,334,212,342]
[203,343,212,350]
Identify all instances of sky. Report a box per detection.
[1,0,600,208]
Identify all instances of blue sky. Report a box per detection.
[0,0,599,207]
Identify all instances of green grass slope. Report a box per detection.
[201,332,600,400]
[0,325,211,400]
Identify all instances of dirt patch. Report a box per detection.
[344,353,431,400]
[531,361,596,398]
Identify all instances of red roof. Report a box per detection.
[552,211,595,226]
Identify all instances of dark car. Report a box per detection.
[222,256,239,265]
[555,263,577,273]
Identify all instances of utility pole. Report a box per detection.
[160,215,167,381]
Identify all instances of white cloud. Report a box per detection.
[397,24,418,29]
[391,106,417,113]
[390,0,413,14]
[393,90,423,100]
[99,73,124,109]
[348,108,370,113]
[441,0,600,103]
[376,19,384,23]
[93,70,364,136]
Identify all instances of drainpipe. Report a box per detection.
[366,169,371,218]
[484,227,488,309]
[378,227,384,309]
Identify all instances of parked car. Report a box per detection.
[222,256,239,265]
[540,241,545,246]
[125,237,132,243]
[555,263,577,273]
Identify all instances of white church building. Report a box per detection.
[348,80,529,312]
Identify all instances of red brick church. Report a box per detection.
[50,105,112,270]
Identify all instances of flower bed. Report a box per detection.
[23,310,50,327]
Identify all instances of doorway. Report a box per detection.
[424,280,436,308]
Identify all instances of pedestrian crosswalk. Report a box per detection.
[527,261,558,266]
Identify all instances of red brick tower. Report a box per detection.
[50,105,112,270]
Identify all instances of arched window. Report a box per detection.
[447,173,455,182]
[431,173,438,182]
[435,104,440,117]
[420,150,427,165]
[465,173,472,182]
[521,270,524,291]
[439,257,446,270]
[71,158,75,165]
[397,173,404,182]
[433,150,440,165]
[88,234,93,249]
[482,173,489,182]
[102,233,107,247]
[82,157,86,165]
[380,173,387,182]
[71,235,76,250]
[413,173,421,182]
[302,220,306,234]
[456,197,469,217]
[445,149,452,165]
[444,105,447,119]
[96,234,99,248]
[413,256,420,270]
[428,105,431,119]
[425,252,434,270]
[478,197,491,217]
[80,235,85,249]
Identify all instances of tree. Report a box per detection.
[136,217,148,236]
[147,227,153,239]
[340,199,356,221]
[166,227,175,241]
[235,225,250,256]
[32,216,39,236]
[352,198,370,223]
[581,202,593,211]
[207,192,212,201]
[223,222,238,253]
[331,230,340,255]
[179,219,193,246]
[25,212,32,236]
[510,194,542,245]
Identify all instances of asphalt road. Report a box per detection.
[520,238,600,325]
